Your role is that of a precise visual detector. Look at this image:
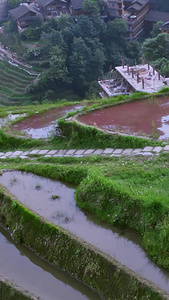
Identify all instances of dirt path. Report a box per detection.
[0,45,32,69]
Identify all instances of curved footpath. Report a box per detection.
[0,145,169,159]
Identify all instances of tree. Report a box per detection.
[82,0,99,15]
[74,15,98,39]
[69,37,92,94]
[106,18,127,41]
[47,46,71,84]
[142,33,169,61]
[152,57,169,77]
[150,21,163,38]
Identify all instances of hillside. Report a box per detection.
[0,59,40,106]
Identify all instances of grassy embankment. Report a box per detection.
[0,278,35,300]
[0,93,164,152]
[0,172,167,300]
[0,152,164,274]
[57,92,166,149]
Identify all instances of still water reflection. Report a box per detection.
[0,225,101,300]
[0,171,169,295]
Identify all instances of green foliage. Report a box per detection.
[3,19,18,34]
[0,129,44,151]
[74,154,169,270]
[106,18,127,41]
[151,57,169,77]
[82,0,99,15]
[0,13,142,99]
[57,118,160,149]
[0,189,164,300]
[8,0,25,9]
[142,33,169,61]
[21,26,42,41]
[159,87,169,93]
[150,21,163,38]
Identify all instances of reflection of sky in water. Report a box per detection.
[158,115,169,140]
[22,123,57,139]
[0,114,26,128]
[13,106,84,139]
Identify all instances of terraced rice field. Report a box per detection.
[0,60,39,105]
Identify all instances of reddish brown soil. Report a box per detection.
[78,97,169,140]
[11,104,84,139]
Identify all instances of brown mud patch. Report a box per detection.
[78,97,169,140]
[10,104,85,139]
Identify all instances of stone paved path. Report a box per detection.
[0,145,169,159]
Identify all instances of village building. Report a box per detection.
[98,61,169,98]
[122,0,150,39]
[69,0,84,17]
[104,0,124,19]
[8,0,169,39]
[35,0,69,18]
[9,3,43,32]
[159,21,169,34]
[145,10,169,34]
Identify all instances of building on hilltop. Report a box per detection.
[9,3,43,32]
[104,0,124,19]
[98,61,169,98]
[145,10,169,34]
[35,0,69,18]
[122,0,150,39]
[69,0,84,17]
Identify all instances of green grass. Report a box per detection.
[1,152,167,271]
[0,60,39,105]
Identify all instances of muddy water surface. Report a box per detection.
[78,97,169,140]
[0,171,169,294]
[10,104,84,139]
[0,223,101,300]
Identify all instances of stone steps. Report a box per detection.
[0,145,169,159]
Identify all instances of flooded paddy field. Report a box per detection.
[78,97,169,140]
[10,104,85,139]
[0,171,169,295]
[0,222,101,300]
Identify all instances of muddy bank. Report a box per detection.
[0,187,168,300]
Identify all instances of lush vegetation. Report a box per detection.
[1,150,169,273]
[0,186,165,300]
[0,60,40,105]
[9,152,169,271]
[0,14,140,100]
[0,2,169,296]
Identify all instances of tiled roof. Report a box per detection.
[9,4,39,20]
[70,0,84,9]
[35,0,67,7]
[145,9,169,22]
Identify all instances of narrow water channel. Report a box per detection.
[0,225,101,300]
[0,171,169,295]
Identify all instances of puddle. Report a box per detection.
[0,224,101,300]
[78,97,169,140]
[0,113,26,128]
[0,171,169,294]
[10,104,85,139]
